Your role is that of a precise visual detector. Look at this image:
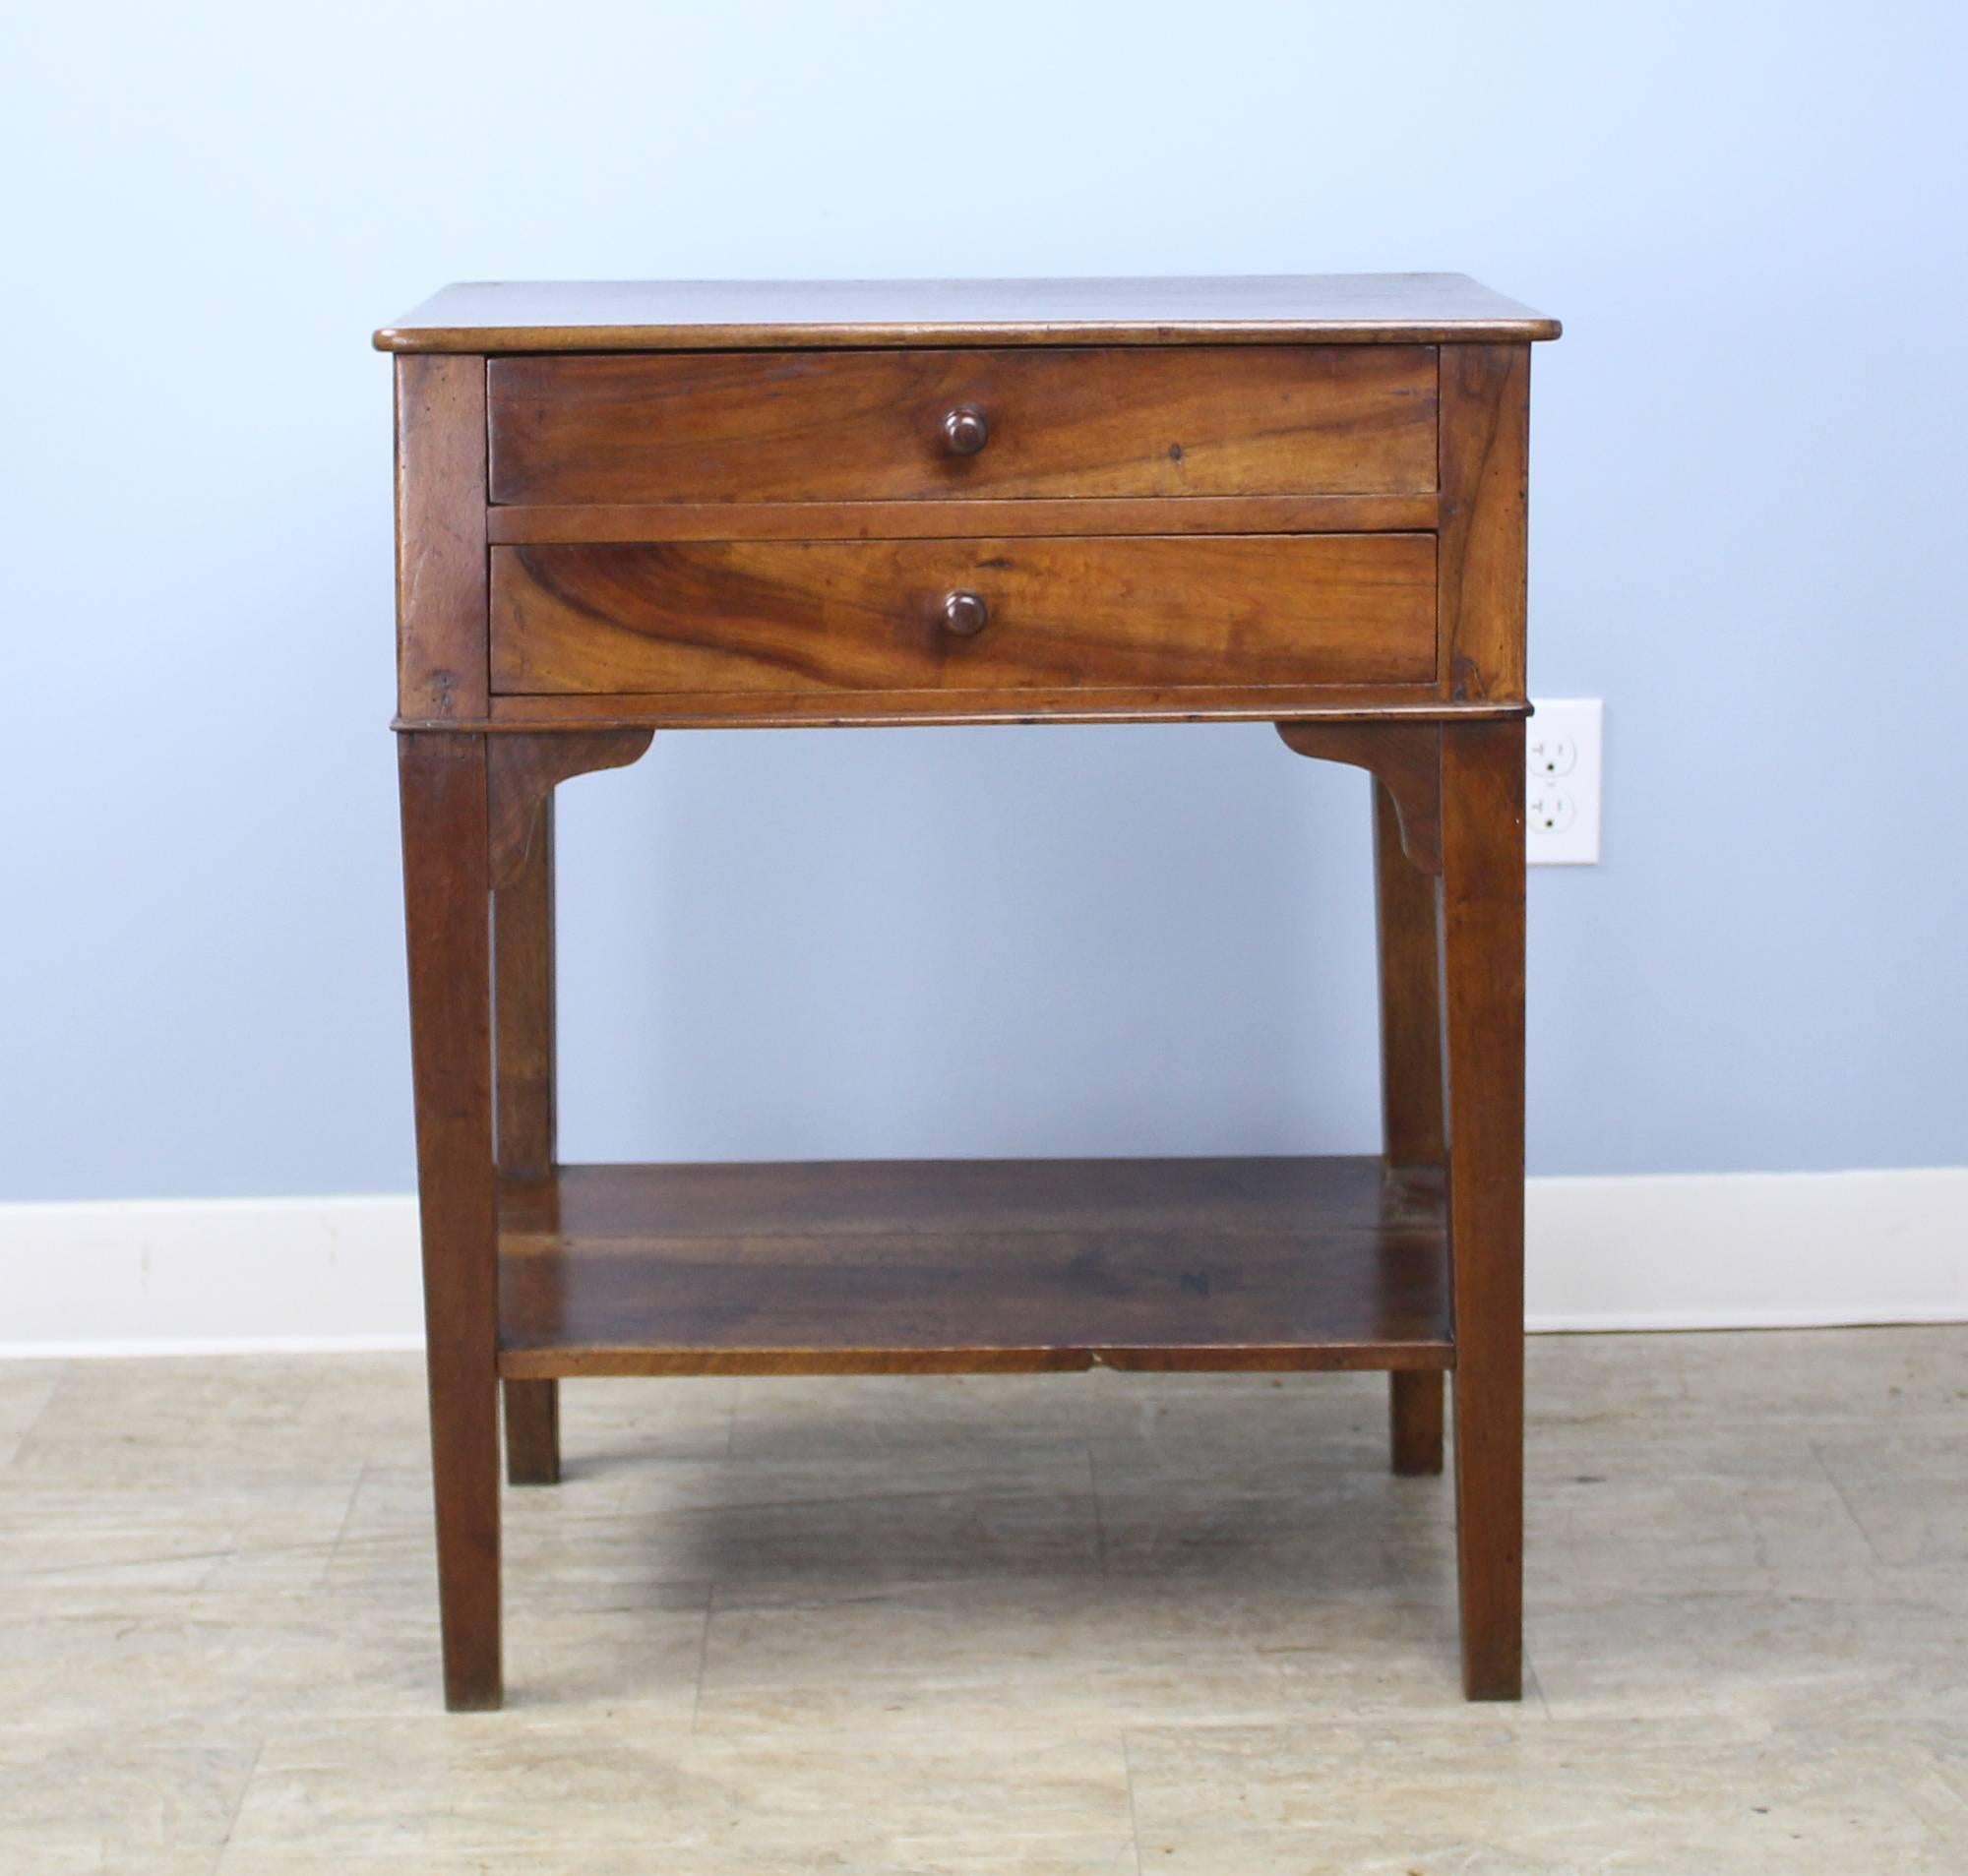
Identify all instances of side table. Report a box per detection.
[377,274,1559,1708]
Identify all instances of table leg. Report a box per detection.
[495,791,562,1486]
[1440,718,1526,1701]
[1374,776,1447,1476]
[399,731,503,1712]
[1389,1371,1446,1478]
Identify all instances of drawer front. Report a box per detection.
[487,347,1438,507]
[490,535,1437,699]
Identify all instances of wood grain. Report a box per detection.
[487,348,1437,506]
[464,690,1517,733]
[398,733,501,1710]
[484,728,654,889]
[376,273,1561,352]
[1439,345,1531,703]
[386,273,1554,1707]
[1275,722,1443,874]
[1376,773,1449,1477]
[493,793,561,1487]
[490,535,1438,701]
[1278,730,1450,1474]
[1373,780,1447,1170]
[485,494,1439,544]
[1441,719,1527,1700]
[492,795,556,1183]
[394,356,488,719]
[482,727,659,1485]
[1389,1367,1446,1477]
[497,1158,1451,1377]
[502,1378,559,1487]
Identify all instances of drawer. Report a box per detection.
[486,347,1437,507]
[489,534,1437,699]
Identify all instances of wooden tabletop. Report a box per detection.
[375,274,1560,353]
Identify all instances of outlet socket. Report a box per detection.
[1526,698,1602,865]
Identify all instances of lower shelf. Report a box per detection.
[497,1156,1452,1377]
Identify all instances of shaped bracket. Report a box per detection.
[1275,722,1442,876]
[487,729,654,890]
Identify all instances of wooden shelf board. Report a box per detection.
[496,1157,1452,1378]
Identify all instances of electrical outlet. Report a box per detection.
[1527,728,1577,778]
[1526,698,1601,865]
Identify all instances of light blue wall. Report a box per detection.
[4,0,1963,1201]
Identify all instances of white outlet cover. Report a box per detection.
[1526,697,1602,865]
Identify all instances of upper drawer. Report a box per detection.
[486,346,1438,506]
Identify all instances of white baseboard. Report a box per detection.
[0,1168,1961,1359]
[1523,1167,1968,1332]
[0,1194,425,1360]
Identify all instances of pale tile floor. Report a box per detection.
[3,1328,1964,1873]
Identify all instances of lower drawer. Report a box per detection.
[489,535,1437,699]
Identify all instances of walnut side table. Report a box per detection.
[376,274,1560,1709]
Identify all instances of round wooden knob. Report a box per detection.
[941,589,988,635]
[942,404,989,455]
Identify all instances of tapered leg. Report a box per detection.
[1375,776,1447,1476]
[504,1378,559,1485]
[399,732,503,1712]
[1388,1370,1445,1477]
[495,793,562,1486]
[1440,720,1526,1701]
